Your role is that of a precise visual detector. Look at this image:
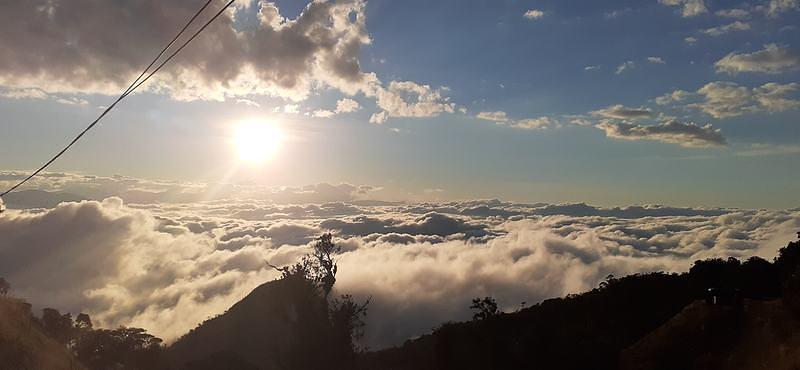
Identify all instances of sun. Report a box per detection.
[234,120,282,163]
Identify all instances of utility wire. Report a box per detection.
[1,0,235,197]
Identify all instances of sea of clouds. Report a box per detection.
[0,171,798,349]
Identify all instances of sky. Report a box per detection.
[1,0,800,208]
[1,0,800,349]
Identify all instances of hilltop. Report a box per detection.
[0,296,83,370]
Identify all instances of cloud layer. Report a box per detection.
[1,173,798,348]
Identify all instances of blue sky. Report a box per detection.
[1,0,799,208]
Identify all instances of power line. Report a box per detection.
[1,0,235,197]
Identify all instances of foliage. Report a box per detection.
[73,327,165,370]
[360,231,800,370]
[330,294,371,351]
[470,297,500,321]
[35,306,166,370]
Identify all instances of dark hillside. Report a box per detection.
[358,234,800,370]
[0,297,83,370]
[358,272,692,370]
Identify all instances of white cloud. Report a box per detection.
[476,111,557,130]
[685,36,698,44]
[703,21,751,36]
[591,104,653,120]
[370,81,455,124]
[0,194,797,349]
[715,44,800,74]
[476,111,509,122]
[283,104,300,114]
[693,81,800,118]
[0,87,48,100]
[523,9,545,20]
[235,99,260,108]
[595,119,727,148]
[767,0,799,17]
[585,65,600,71]
[655,90,692,105]
[715,8,750,18]
[312,98,361,118]
[336,98,361,113]
[659,0,708,17]
[616,61,635,74]
[511,117,558,130]
[647,57,666,64]
[55,97,89,106]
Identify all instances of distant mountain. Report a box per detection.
[0,297,84,370]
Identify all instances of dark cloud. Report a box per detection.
[320,212,491,238]
[595,119,727,148]
[591,104,653,120]
[0,0,376,100]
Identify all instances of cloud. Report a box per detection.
[1,196,797,349]
[0,87,48,100]
[312,98,361,118]
[659,0,708,17]
[0,171,383,209]
[715,44,800,74]
[767,0,799,17]
[595,119,727,148]
[735,143,800,157]
[523,9,545,20]
[235,99,261,107]
[685,36,698,44]
[693,81,800,118]
[584,65,600,71]
[715,8,750,18]
[476,111,509,122]
[511,117,558,130]
[370,81,455,124]
[703,21,751,36]
[0,0,378,102]
[591,104,653,120]
[655,90,692,105]
[616,61,635,74]
[647,57,666,64]
[476,111,557,130]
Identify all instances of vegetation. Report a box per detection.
[3,232,800,369]
[359,232,800,370]
[168,233,370,369]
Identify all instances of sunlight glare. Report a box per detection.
[234,120,282,163]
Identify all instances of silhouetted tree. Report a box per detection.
[74,326,165,370]
[41,308,75,345]
[270,233,341,299]
[330,294,371,352]
[75,313,93,331]
[470,296,500,321]
[599,274,618,289]
[0,277,9,296]
[267,233,369,369]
